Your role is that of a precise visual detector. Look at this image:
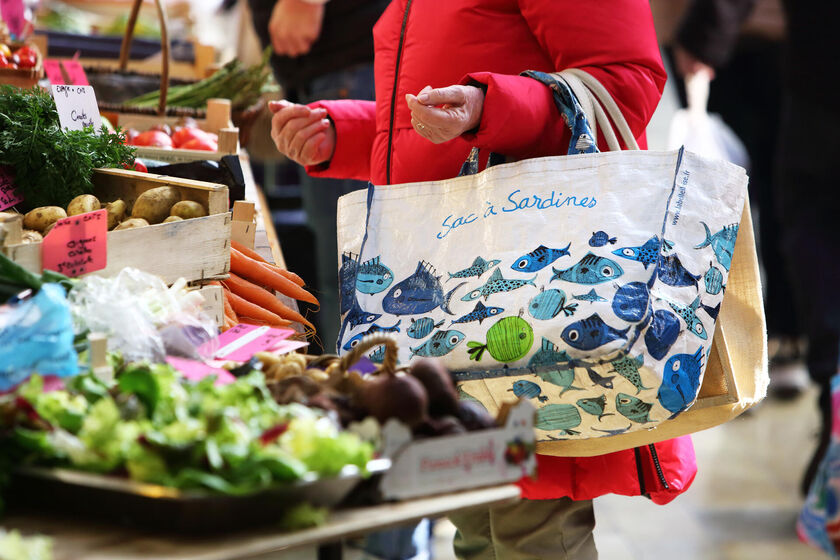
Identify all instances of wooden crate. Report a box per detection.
[0,168,231,285]
[0,42,45,88]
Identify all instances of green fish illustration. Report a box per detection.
[535,404,582,436]
[457,385,489,412]
[576,395,614,421]
[608,354,651,395]
[616,393,654,424]
[537,368,584,396]
[467,315,534,363]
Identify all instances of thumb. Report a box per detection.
[418,86,465,107]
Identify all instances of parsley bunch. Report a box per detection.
[0,85,135,210]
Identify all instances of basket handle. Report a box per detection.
[118,0,170,116]
[337,334,400,376]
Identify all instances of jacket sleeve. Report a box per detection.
[304,99,376,182]
[675,0,758,68]
[460,0,666,157]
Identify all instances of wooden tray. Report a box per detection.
[0,41,45,88]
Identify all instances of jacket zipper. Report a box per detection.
[648,443,670,490]
[386,0,413,185]
[633,447,647,497]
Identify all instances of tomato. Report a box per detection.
[180,137,218,152]
[12,46,37,69]
[171,126,210,148]
[124,128,140,144]
[131,130,173,148]
[0,54,16,69]
[149,123,172,137]
[133,160,148,173]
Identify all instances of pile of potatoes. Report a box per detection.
[19,187,209,243]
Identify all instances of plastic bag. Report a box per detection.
[68,268,218,363]
[667,71,750,170]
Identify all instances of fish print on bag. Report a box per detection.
[551,253,624,285]
[612,236,674,269]
[409,329,466,358]
[448,256,501,281]
[467,315,534,363]
[577,395,614,421]
[592,424,633,436]
[369,346,386,364]
[612,281,650,322]
[537,368,584,396]
[355,256,394,295]
[407,317,445,339]
[560,313,630,351]
[461,268,536,302]
[657,346,705,416]
[695,222,739,271]
[572,288,607,304]
[451,301,504,326]
[383,261,462,315]
[608,354,650,394]
[667,295,709,340]
[536,404,582,437]
[616,393,654,424]
[339,253,360,315]
[644,309,681,360]
[509,380,549,402]
[589,231,617,247]
[342,320,402,351]
[703,262,726,295]
[586,367,616,389]
[528,337,572,367]
[657,254,701,288]
[528,288,578,320]
[511,243,571,273]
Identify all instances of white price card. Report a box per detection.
[51,85,102,132]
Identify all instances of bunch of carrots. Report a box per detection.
[214,240,318,334]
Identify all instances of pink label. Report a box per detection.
[203,323,298,362]
[44,59,90,86]
[42,209,107,277]
[0,0,25,38]
[0,166,23,211]
[166,356,236,386]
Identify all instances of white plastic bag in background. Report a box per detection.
[667,71,750,170]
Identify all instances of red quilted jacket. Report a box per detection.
[307,0,696,503]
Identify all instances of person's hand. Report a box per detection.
[673,46,715,80]
[405,85,485,144]
[268,0,325,58]
[269,100,336,166]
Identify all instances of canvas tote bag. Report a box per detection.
[336,69,767,453]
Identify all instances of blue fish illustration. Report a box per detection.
[700,301,721,320]
[551,253,624,285]
[383,261,462,315]
[355,256,394,295]
[612,281,650,322]
[339,253,360,315]
[528,337,573,368]
[667,296,708,340]
[592,424,632,436]
[612,236,673,269]
[572,289,607,304]
[528,288,578,320]
[342,320,402,351]
[657,346,705,415]
[511,243,571,273]
[695,222,739,271]
[508,380,548,402]
[409,329,466,358]
[616,393,654,424]
[461,268,536,302]
[337,298,383,352]
[448,256,501,281]
[407,317,445,339]
[561,313,630,350]
[644,309,680,360]
[451,300,504,325]
[589,231,617,247]
[369,346,386,364]
[586,368,616,389]
[577,395,614,421]
[703,262,725,295]
[657,254,701,288]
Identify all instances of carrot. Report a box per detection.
[231,240,305,287]
[222,289,292,328]
[224,273,315,330]
[230,248,319,306]
[222,289,238,324]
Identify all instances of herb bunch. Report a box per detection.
[0,85,135,210]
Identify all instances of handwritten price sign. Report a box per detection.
[0,166,24,211]
[42,209,107,277]
[51,85,102,132]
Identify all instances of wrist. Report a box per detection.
[463,85,485,134]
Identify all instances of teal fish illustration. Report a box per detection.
[448,256,501,281]
[695,222,739,271]
[537,369,584,396]
[586,368,615,389]
[509,380,548,402]
[616,393,654,424]
[703,262,725,295]
[561,313,630,350]
[608,354,650,394]
[551,253,623,285]
[461,268,536,302]
[658,346,704,415]
[457,385,490,412]
[667,295,708,340]
[355,256,394,295]
[612,236,674,269]
[407,317,445,339]
[451,300,504,325]
[528,287,578,320]
[409,329,466,358]
[511,243,571,273]
[369,346,386,364]
[342,320,402,351]
[383,261,462,315]
[529,337,572,368]
[589,231,617,247]
[576,395,614,421]
[592,424,633,436]
[536,404,582,436]
[467,315,534,363]
[573,288,607,304]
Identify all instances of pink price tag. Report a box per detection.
[0,166,24,211]
[0,0,25,38]
[204,323,298,362]
[42,209,107,277]
[43,59,90,86]
[166,356,236,386]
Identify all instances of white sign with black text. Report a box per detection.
[51,85,102,132]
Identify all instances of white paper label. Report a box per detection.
[51,85,102,132]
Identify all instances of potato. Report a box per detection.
[42,223,56,237]
[169,200,207,220]
[67,194,101,216]
[131,186,182,224]
[23,206,66,232]
[21,230,43,244]
[105,199,127,230]
[114,218,150,230]
[163,215,183,223]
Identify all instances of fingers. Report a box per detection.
[416,85,466,107]
[287,118,331,161]
[268,99,292,113]
[270,105,328,158]
[406,94,461,130]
